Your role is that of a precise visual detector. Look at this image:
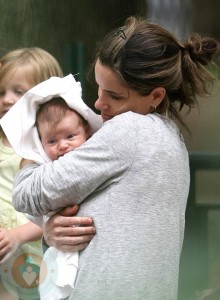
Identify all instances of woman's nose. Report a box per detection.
[94,93,108,111]
[94,97,102,110]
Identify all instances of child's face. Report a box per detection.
[0,68,33,118]
[39,110,89,160]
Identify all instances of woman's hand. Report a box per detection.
[43,205,96,252]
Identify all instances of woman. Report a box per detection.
[8,17,219,300]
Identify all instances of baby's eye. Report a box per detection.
[67,134,75,139]
[0,91,5,96]
[48,139,56,145]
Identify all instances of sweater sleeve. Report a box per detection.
[12,113,137,216]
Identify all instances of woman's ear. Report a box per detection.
[150,87,166,109]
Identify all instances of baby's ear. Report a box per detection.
[86,124,92,138]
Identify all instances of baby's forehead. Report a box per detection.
[38,110,83,133]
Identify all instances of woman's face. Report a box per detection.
[94,59,154,122]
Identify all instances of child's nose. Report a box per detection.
[2,92,17,106]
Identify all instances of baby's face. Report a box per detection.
[0,67,33,118]
[39,110,88,160]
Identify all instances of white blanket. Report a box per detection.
[0,74,102,164]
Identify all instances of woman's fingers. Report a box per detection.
[46,232,95,252]
[56,241,91,252]
[58,205,79,216]
[52,215,95,228]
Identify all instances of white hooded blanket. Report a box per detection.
[0,73,103,164]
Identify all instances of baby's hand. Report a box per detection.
[20,158,35,169]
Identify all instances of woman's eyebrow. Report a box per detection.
[105,89,124,96]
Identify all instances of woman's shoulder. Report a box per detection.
[112,112,182,143]
[110,111,176,129]
[105,111,153,125]
[93,112,179,143]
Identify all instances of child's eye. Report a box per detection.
[0,91,5,96]
[15,90,26,96]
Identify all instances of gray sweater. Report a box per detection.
[13,112,189,300]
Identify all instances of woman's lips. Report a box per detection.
[101,113,112,121]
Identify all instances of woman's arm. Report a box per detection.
[12,114,136,215]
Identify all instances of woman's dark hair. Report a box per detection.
[92,16,219,129]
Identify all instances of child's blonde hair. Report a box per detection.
[0,47,63,84]
[0,47,63,137]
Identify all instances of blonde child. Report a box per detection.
[0,47,63,299]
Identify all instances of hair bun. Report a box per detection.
[202,39,218,52]
[185,34,219,65]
